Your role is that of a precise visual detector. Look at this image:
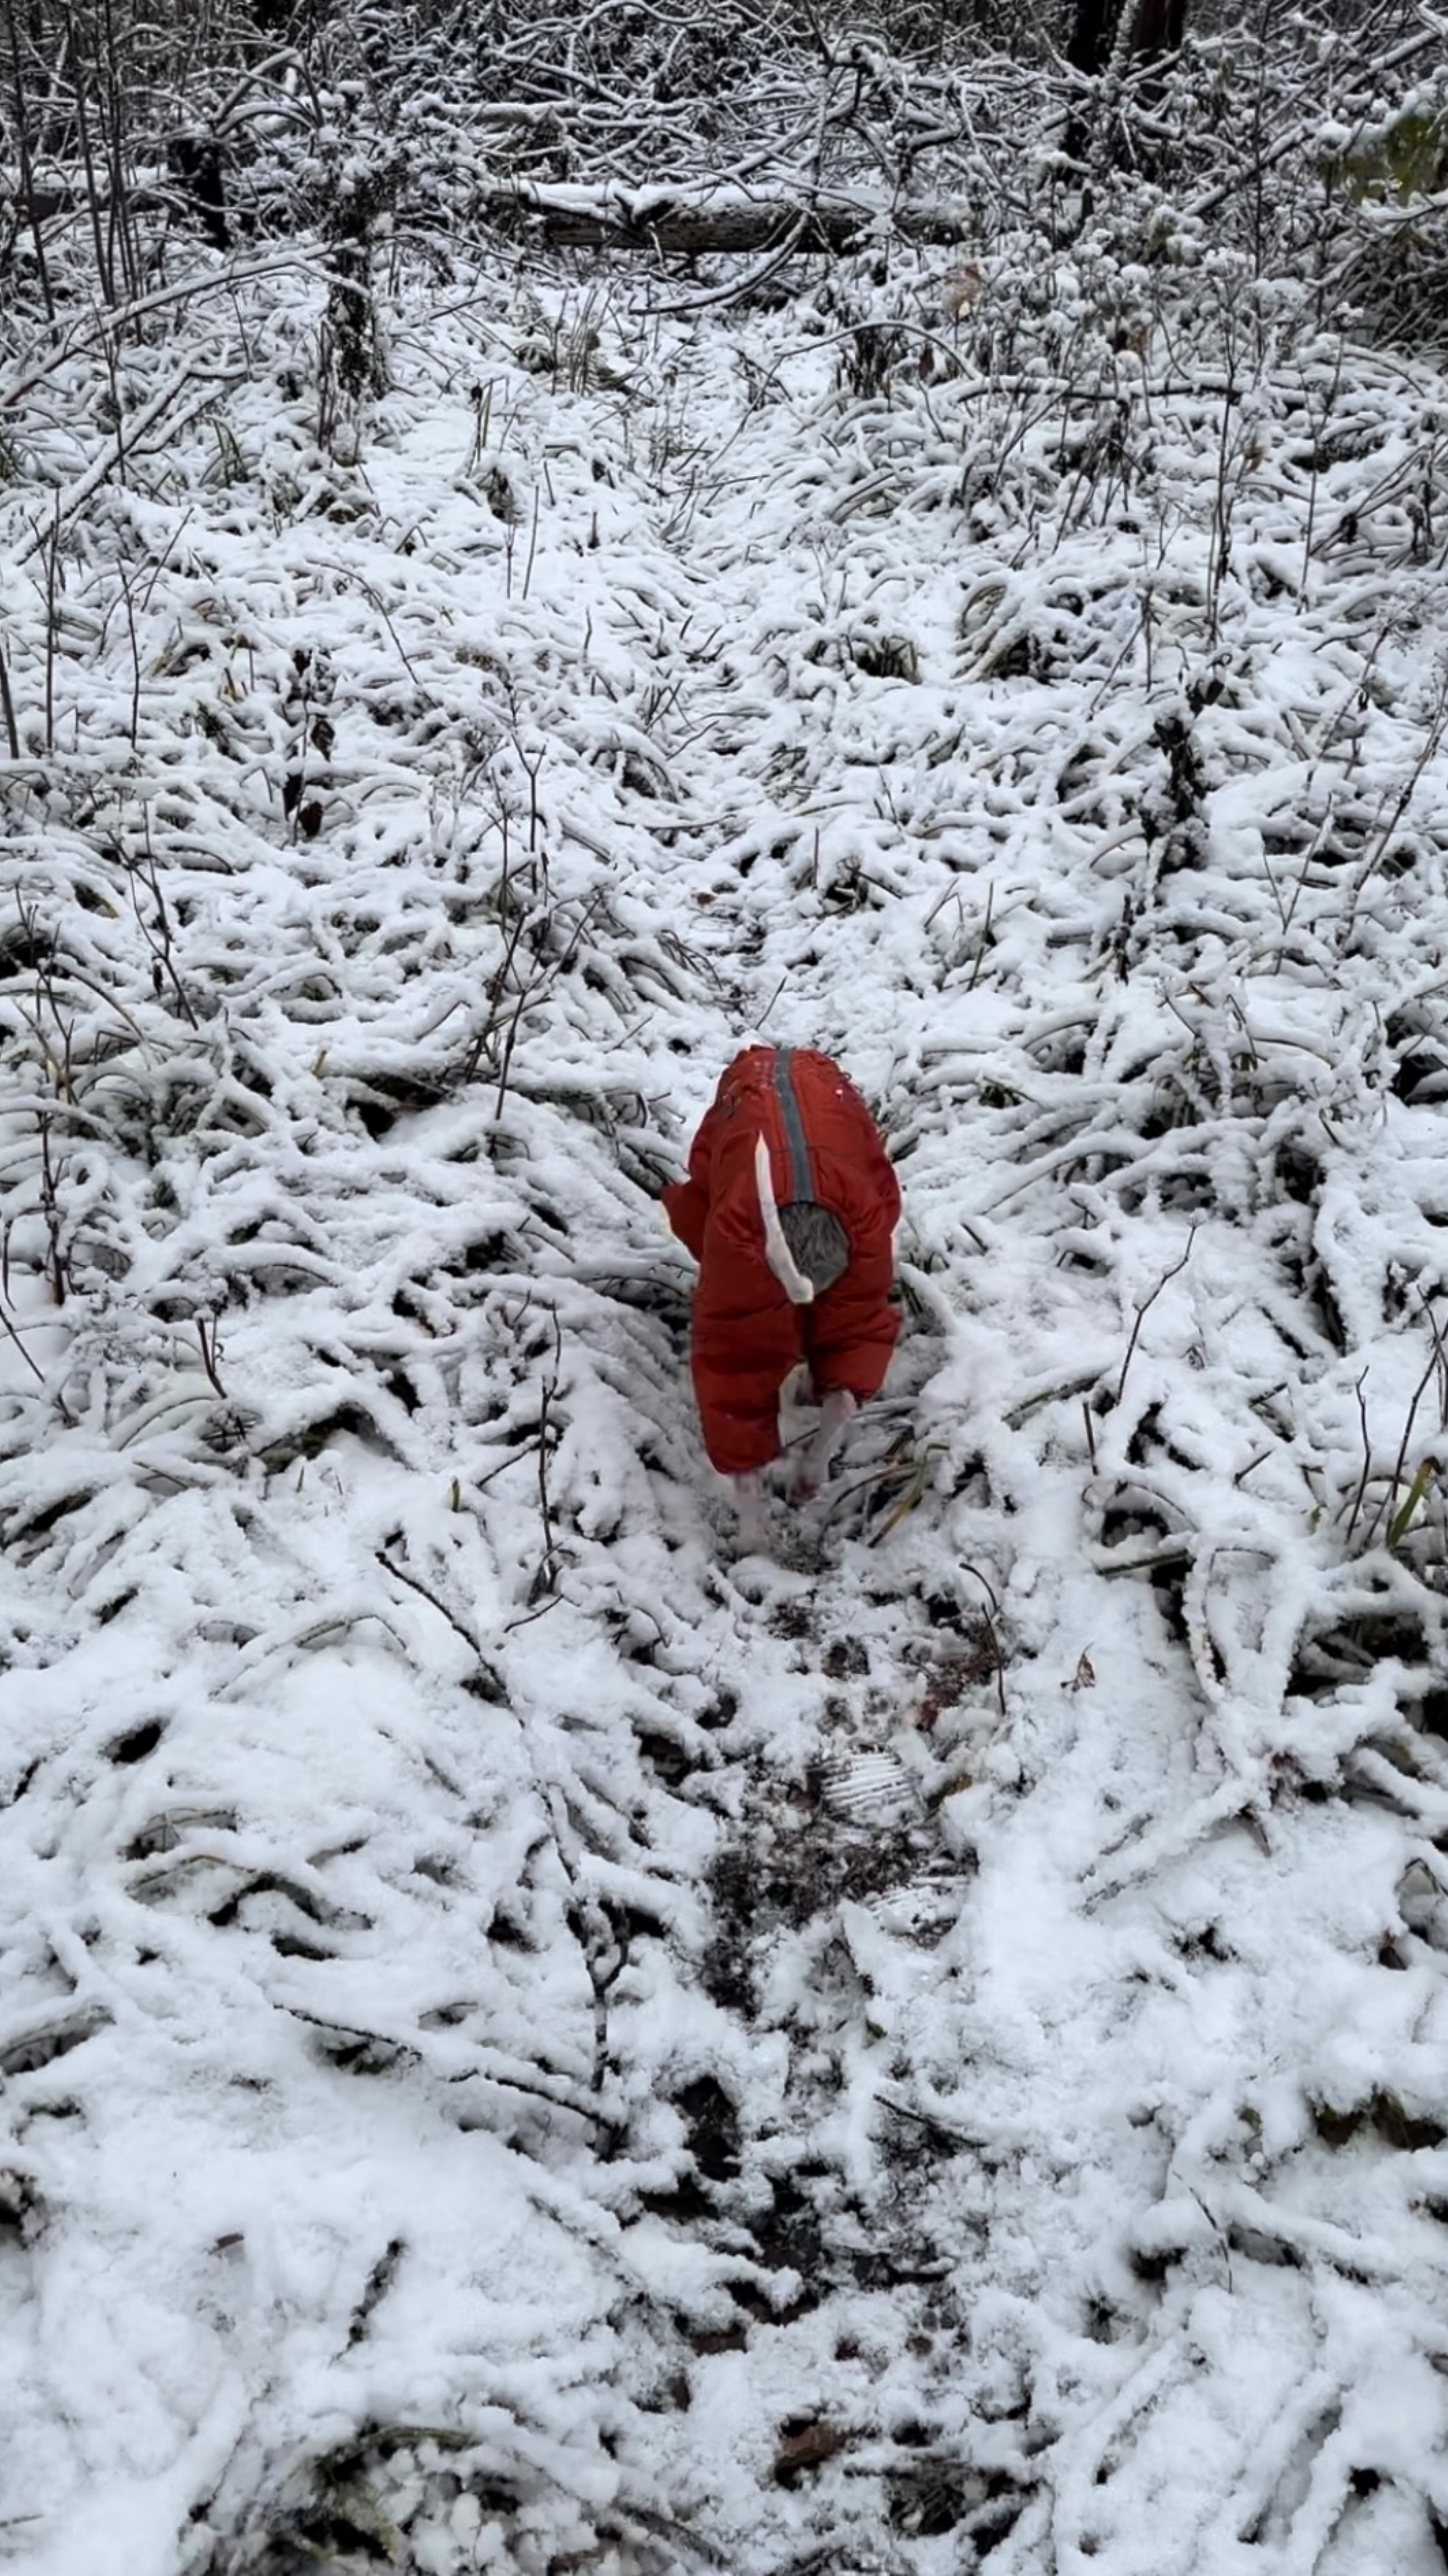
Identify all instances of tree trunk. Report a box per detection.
[1064,0,1187,164]
[1068,0,1185,68]
[1130,0,1186,63]
[1067,0,1117,80]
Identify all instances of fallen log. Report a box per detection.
[0,166,974,263]
[482,182,974,255]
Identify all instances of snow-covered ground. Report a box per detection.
[5,217,1448,2575]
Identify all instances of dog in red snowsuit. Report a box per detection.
[664,1046,900,1544]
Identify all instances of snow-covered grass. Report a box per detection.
[5,210,1448,2576]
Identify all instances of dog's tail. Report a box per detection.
[755,1135,814,1303]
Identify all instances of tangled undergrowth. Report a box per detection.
[7,15,1448,2570]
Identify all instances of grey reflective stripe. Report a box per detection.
[772,1047,815,1200]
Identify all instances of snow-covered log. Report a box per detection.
[482,181,975,254]
[0,168,969,262]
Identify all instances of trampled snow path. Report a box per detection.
[4,245,1448,2574]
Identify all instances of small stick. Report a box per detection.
[1363,1341,1439,1551]
[0,642,19,762]
[375,1547,505,1710]
[1341,1369,1373,1550]
[1113,1226,1197,1410]
[520,485,541,602]
[195,1315,227,1399]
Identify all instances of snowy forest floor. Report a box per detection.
[6,221,1448,2576]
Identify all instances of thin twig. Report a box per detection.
[0,643,20,763]
[1342,1369,1374,1550]
[530,1310,563,1601]
[0,1292,48,1391]
[375,1547,503,1693]
[1362,1340,1440,1553]
[1113,1227,1197,1410]
[196,1315,227,1400]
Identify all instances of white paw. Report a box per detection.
[732,1472,769,1556]
[787,1390,858,1500]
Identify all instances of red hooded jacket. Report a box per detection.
[663,1046,901,1475]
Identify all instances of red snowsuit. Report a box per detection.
[663,1046,901,1476]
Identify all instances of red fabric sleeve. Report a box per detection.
[691,1345,793,1475]
[662,1176,708,1258]
[800,1137,900,1401]
[689,1201,802,1475]
[663,1088,732,1259]
[804,1230,898,1404]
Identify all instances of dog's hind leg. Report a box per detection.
[788,1389,858,1500]
[732,1471,769,1555]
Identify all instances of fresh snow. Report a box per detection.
[3,217,1448,2576]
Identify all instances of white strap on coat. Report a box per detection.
[754,1134,814,1304]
